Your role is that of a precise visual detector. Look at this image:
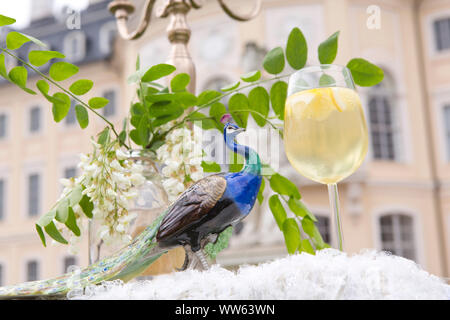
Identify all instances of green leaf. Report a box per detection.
[318,31,339,64]
[301,216,326,249]
[221,81,240,92]
[79,194,93,219]
[299,239,315,255]
[51,92,71,122]
[346,58,384,87]
[286,27,307,70]
[0,14,16,26]
[0,54,9,79]
[149,100,183,118]
[131,102,145,117]
[288,197,317,222]
[36,79,54,103]
[88,97,109,109]
[319,74,336,87]
[44,221,68,244]
[97,127,110,146]
[175,91,198,109]
[69,79,93,95]
[228,93,249,128]
[240,70,261,82]
[136,55,140,71]
[270,81,288,120]
[119,130,127,146]
[145,93,175,103]
[262,163,276,176]
[55,199,69,223]
[269,194,287,230]
[65,207,81,236]
[37,209,56,228]
[269,174,301,199]
[127,69,145,84]
[19,33,47,48]
[170,73,190,92]
[201,161,221,172]
[137,116,150,146]
[257,178,265,205]
[189,112,216,130]
[6,31,30,50]
[263,47,285,75]
[142,63,176,82]
[204,226,233,260]
[8,66,36,94]
[68,185,83,206]
[229,151,244,173]
[28,50,65,67]
[209,102,227,130]
[49,61,79,81]
[283,218,301,254]
[129,129,141,146]
[248,86,269,127]
[35,224,46,247]
[198,90,222,105]
[75,104,89,129]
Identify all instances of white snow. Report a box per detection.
[68,249,450,300]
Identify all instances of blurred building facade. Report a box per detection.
[0,0,449,286]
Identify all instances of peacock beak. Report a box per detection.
[236,128,245,134]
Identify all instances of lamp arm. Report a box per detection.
[216,0,262,22]
[108,0,158,40]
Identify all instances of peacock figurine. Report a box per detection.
[0,117,262,299]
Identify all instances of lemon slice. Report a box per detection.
[330,87,360,112]
[299,89,335,121]
[330,88,344,112]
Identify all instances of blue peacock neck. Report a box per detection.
[225,135,261,176]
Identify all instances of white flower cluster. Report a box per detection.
[57,139,146,254]
[156,125,204,202]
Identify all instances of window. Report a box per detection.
[26,260,39,281]
[29,106,41,133]
[367,75,399,160]
[102,90,116,118]
[379,214,416,261]
[63,31,86,62]
[444,106,450,161]
[65,100,76,125]
[99,21,117,54]
[0,179,4,221]
[64,167,77,179]
[63,256,77,273]
[433,17,450,52]
[28,173,40,217]
[316,215,331,244]
[0,113,7,139]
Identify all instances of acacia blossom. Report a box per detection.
[157,124,204,202]
[56,139,145,253]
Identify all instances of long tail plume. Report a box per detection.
[0,211,168,299]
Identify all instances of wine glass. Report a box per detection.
[283,64,368,251]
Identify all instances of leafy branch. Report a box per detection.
[0,13,384,255]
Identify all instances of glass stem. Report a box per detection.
[327,183,344,251]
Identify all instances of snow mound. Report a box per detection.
[69,249,450,300]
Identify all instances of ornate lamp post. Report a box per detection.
[108,0,262,93]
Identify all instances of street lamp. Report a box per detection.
[108,0,262,93]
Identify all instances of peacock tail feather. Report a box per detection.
[0,211,168,299]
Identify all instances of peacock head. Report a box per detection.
[221,114,245,142]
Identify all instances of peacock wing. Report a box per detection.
[156,175,227,241]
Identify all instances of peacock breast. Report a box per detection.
[223,172,262,216]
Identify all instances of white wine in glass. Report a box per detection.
[284,65,368,251]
